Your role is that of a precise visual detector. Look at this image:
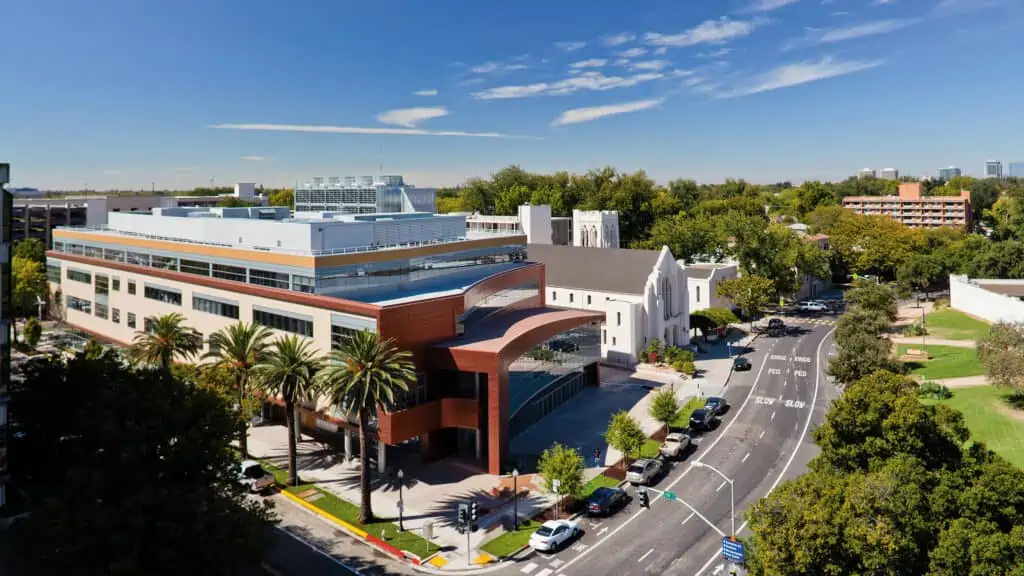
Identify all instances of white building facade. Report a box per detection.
[686,262,739,313]
[573,209,619,248]
[528,244,689,366]
[294,175,435,214]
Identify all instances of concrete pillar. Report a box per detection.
[475,373,484,463]
[377,440,387,474]
[344,428,353,461]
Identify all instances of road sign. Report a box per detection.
[663,491,677,501]
[722,537,746,563]
[552,479,561,493]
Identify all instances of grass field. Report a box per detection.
[921,386,1024,469]
[670,396,707,429]
[897,344,985,379]
[480,518,539,557]
[923,309,990,341]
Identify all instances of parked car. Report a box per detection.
[733,356,752,371]
[625,458,664,485]
[528,519,580,552]
[689,408,717,431]
[239,460,276,493]
[659,432,691,460]
[767,318,785,330]
[585,487,629,516]
[705,396,729,415]
[797,301,828,313]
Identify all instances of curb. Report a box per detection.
[276,487,423,566]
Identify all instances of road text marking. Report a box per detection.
[742,452,751,463]
[769,354,787,361]
[754,396,776,406]
[638,548,655,563]
[794,370,807,377]
[794,356,812,363]
[768,368,782,375]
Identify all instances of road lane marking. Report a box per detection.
[759,430,765,439]
[535,569,553,576]
[742,452,751,463]
[713,564,725,575]
[556,342,773,573]
[638,548,655,563]
[551,559,565,568]
[694,326,836,576]
[771,410,776,421]
[597,526,609,536]
[681,512,695,525]
[716,480,727,492]
[646,487,727,537]
[521,562,538,573]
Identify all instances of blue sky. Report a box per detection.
[3,0,1023,190]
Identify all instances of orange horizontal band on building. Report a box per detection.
[53,229,527,269]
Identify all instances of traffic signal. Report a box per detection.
[469,502,479,523]
[639,489,650,509]
[458,503,468,525]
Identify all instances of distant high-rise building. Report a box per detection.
[1008,162,1024,178]
[985,160,1003,179]
[857,168,876,179]
[939,166,962,181]
[880,168,899,180]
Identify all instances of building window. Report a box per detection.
[612,336,617,346]
[144,285,182,306]
[180,259,211,276]
[208,339,220,355]
[127,312,137,329]
[192,295,240,319]
[112,276,120,291]
[617,312,621,326]
[67,268,92,284]
[95,303,108,319]
[212,263,246,284]
[46,263,62,284]
[569,293,574,303]
[151,255,177,271]
[552,290,557,301]
[128,280,136,295]
[587,295,592,305]
[603,330,607,344]
[249,268,290,290]
[66,295,92,314]
[253,308,313,337]
[292,275,315,294]
[112,308,120,324]
[696,286,700,303]
[331,325,358,348]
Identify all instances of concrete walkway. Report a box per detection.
[920,375,989,388]
[891,336,976,348]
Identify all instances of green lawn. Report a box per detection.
[259,459,439,557]
[480,519,539,557]
[638,438,662,459]
[897,344,985,379]
[670,397,706,429]
[923,309,990,341]
[580,473,620,499]
[921,386,1024,469]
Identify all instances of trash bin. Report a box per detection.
[423,520,433,540]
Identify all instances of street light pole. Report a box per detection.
[397,469,405,531]
[693,462,735,537]
[512,468,519,531]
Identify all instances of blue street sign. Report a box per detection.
[722,537,746,563]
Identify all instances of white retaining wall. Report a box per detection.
[950,274,1024,324]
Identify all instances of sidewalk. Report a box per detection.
[891,336,975,348]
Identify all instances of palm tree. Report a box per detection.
[205,322,273,457]
[318,329,415,524]
[254,335,323,487]
[130,312,203,372]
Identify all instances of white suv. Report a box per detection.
[797,301,827,313]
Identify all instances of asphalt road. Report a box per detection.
[503,322,838,576]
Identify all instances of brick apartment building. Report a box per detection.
[842,182,971,229]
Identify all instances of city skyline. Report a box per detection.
[3,0,1024,190]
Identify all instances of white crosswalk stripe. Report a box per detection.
[536,569,553,576]
[550,558,565,568]
[521,562,539,573]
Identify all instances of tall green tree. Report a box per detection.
[13,238,46,263]
[7,351,275,576]
[977,321,1024,390]
[897,254,946,297]
[12,256,47,324]
[649,387,680,430]
[318,330,415,523]
[537,442,585,499]
[717,275,774,326]
[205,322,274,458]
[267,188,294,207]
[130,312,203,372]
[255,335,323,487]
[604,410,646,463]
[845,278,898,321]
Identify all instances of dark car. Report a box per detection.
[689,408,717,430]
[767,318,785,330]
[705,396,728,415]
[733,356,752,371]
[585,487,629,516]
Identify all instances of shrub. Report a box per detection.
[917,381,952,400]
[903,322,927,337]
[23,317,42,349]
[674,360,696,375]
[933,297,950,310]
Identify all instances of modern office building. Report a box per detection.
[1009,162,1024,178]
[46,206,602,474]
[985,160,1003,179]
[1,162,11,510]
[294,175,435,215]
[857,168,876,179]
[880,168,899,180]
[842,182,971,229]
[527,244,688,366]
[939,166,962,181]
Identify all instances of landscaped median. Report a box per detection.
[259,460,439,565]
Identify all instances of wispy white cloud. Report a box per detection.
[552,98,664,126]
[871,0,896,5]
[631,59,671,71]
[699,47,734,58]
[376,107,449,128]
[457,78,486,87]
[832,11,851,16]
[644,17,767,47]
[239,156,268,162]
[603,32,636,46]
[742,0,800,12]
[554,40,587,52]
[209,123,529,139]
[783,18,918,49]
[471,70,663,100]
[669,69,695,77]
[932,0,1013,15]
[470,61,530,75]
[716,56,884,98]
[414,89,438,96]
[570,58,608,69]
[617,47,648,58]
[653,46,669,55]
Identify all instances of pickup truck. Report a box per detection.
[659,432,691,460]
